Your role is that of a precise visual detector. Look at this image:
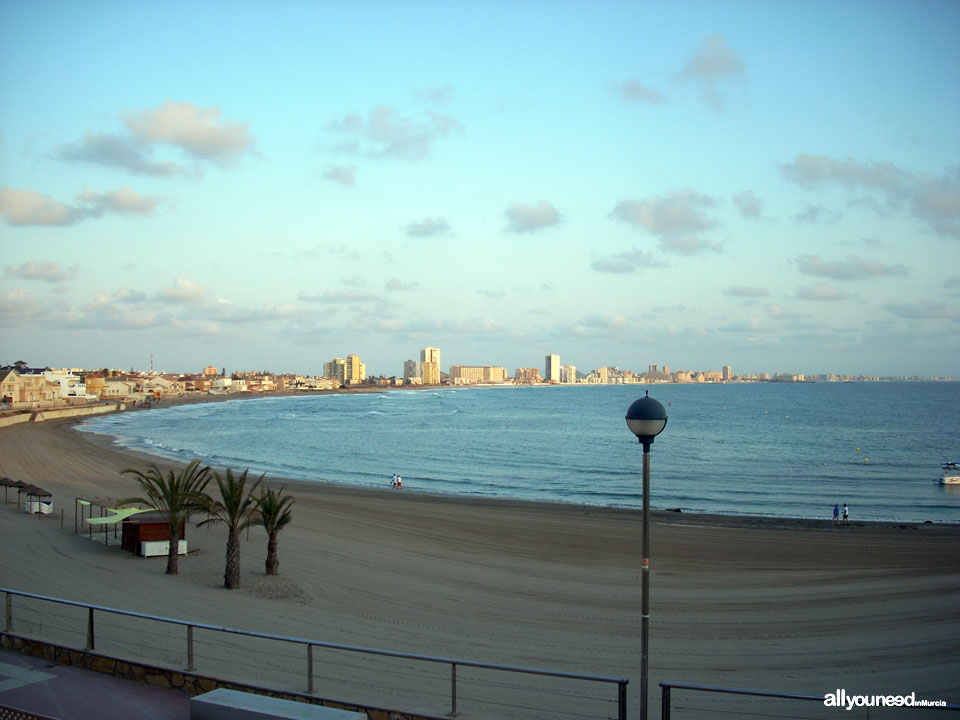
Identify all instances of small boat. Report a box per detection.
[940,462,960,485]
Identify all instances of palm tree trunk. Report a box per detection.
[225,529,241,589]
[166,523,179,575]
[266,531,279,575]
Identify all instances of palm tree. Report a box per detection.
[257,485,295,576]
[198,468,263,589]
[119,459,212,575]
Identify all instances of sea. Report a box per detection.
[76,382,960,523]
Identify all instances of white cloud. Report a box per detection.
[679,34,744,110]
[158,276,207,304]
[781,154,960,239]
[766,303,806,320]
[416,84,455,103]
[298,290,381,304]
[590,248,664,274]
[610,189,720,255]
[719,317,771,333]
[611,189,716,236]
[722,286,769,298]
[404,217,452,237]
[0,186,162,226]
[0,187,79,226]
[616,79,668,104]
[326,106,462,160]
[77,187,160,216]
[321,164,357,187]
[794,254,909,280]
[660,236,722,255]
[733,191,763,219]
[123,101,254,166]
[796,283,850,301]
[883,301,957,320]
[580,313,629,329]
[0,289,43,321]
[385,278,419,292]
[504,200,561,233]
[6,260,79,283]
[792,203,841,224]
[910,169,960,239]
[58,132,191,177]
[780,154,907,191]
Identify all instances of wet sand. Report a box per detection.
[1,417,958,717]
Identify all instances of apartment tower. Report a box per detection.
[545,354,561,383]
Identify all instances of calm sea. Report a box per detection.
[77,382,960,523]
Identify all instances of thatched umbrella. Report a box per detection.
[19,484,51,514]
[0,477,25,504]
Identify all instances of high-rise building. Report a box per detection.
[545,354,561,383]
[345,354,366,385]
[324,358,346,385]
[722,365,733,382]
[420,347,440,366]
[403,359,420,382]
[561,365,577,383]
[421,361,440,385]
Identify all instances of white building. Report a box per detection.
[545,354,561,383]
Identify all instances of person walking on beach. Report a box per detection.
[842,503,849,525]
[832,503,840,525]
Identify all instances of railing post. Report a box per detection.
[307,644,314,694]
[86,607,95,650]
[618,679,628,720]
[187,625,195,671]
[661,683,671,720]
[5,592,11,632]
[449,662,457,717]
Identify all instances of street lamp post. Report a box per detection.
[626,390,668,719]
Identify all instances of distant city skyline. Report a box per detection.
[1,3,958,378]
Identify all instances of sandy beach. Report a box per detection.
[1,415,958,718]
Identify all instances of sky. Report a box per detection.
[1,1,959,378]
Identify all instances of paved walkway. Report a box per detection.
[0,648,189,720]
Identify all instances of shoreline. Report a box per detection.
[1,417,958,715]
[69,391,958,527]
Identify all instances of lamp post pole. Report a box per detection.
[626,391,667,720]
[641,439,651,719]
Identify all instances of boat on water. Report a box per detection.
[940,461,960,485]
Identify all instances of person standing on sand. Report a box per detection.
[832,503,840,525]
[842,503,849,525]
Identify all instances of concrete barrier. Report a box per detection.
[191,689,366,720]
[0,413,33,429]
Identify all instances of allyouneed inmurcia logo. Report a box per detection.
[824,689,946,711]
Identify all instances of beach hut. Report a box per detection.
[121,511,188,557]
[20,484,52,514]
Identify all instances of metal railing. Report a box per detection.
[2,588,627,720]
[660,681,960,718]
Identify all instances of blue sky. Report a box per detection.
[2,1,958,377]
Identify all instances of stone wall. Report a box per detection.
[0,634,441,720]
[0,403,120,428]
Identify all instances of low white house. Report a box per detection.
[42,371,97,401]
[210,377,248,393]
